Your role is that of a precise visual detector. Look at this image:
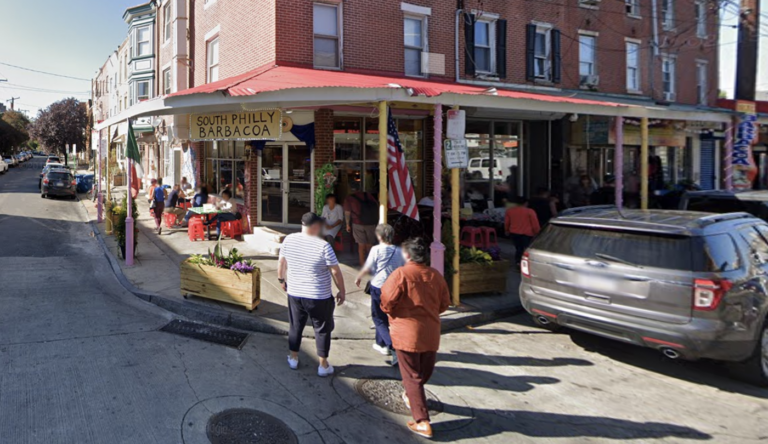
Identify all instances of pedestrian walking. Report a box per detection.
[278,212,346,377]
[151,178,166,235]
[504,196,540,266]
[380,237,450,439]
[354,224,405,365]
[344,189,379,265]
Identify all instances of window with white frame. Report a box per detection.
[533,25,551,80]
[474,19,496,74]
[695,1,707,37]
[313,3,341,69]
[661,0,675,30]
[626,41,640,91]
[626,0,640,17]
[163,68,172,95]
[136,26,151,57]
[696,60,707,105]
[164,2,172,42]
[136,80,151,102]
[579,34,597,77]
[207,37,219,83]
[404,16,427,76]
[662,55,676,100]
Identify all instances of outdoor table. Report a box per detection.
[188,207,226,239]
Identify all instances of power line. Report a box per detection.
[0,62,90,82]
[0,84,90,96]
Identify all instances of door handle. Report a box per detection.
[624,275,650,282]
[552,263,575,270]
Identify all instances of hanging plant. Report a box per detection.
[314,163,336,211]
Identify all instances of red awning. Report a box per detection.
[168,65,625,108]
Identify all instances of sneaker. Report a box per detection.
[407,421,433,439]
[317,364,334,377]
[390,352,399,367]
[402,392,411,410]
[287,355,299,370]
[372,343,391,356]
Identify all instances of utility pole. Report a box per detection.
[6,97,19,111]
[735,0,761,101]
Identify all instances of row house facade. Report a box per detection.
[94,0,734,234]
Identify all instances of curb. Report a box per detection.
[85,204,523,338]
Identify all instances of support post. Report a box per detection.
[97,137,103,223]
[451,105,460,306]
[126,156,134,267]
[105,129,113,233]
[724,120,734,190]
[614,117,624,210]
[430,104,445,275]
[378,101,388,223]
[640,117,649,210]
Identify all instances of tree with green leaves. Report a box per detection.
[0,110,30,155]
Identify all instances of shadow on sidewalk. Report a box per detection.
[437,351,593,367]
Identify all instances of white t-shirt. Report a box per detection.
[321,204,345,238]
[279,233,339,299]
[364,244,405,288]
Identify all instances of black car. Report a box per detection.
[41,169,76,199]
[679,190,768,221]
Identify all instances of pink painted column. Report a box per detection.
[126,157,134,266]
[614,116,624,209]
[430,104,445,275]
[97,136,103,223]
[724,119,734,190]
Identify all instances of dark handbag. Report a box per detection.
[363,247,397,295]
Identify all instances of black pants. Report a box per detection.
[288,295,335,358]
[510,234,532,264]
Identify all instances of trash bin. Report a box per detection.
[76,174,95,194]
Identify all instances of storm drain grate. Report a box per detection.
[160,319,248,349]
[354,378,443,416]
[207,408,298,444]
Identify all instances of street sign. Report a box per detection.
[444,139,469,169]
[446,109,466,140]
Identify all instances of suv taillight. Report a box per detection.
[693,278,731,311]
[521,252,531,277]
[71,180,77,186]
[43,179,49,184]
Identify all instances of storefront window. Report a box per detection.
[202,140,247,198]
[465,120,522,210]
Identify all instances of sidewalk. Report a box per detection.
[80,188,522,339]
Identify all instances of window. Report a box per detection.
[207,37,219,83]
[203,141,247,198]
[136,80,150,102]
[136,26,151,57]
[164,2,172,42]
[534,26,551,79]
[578,0,601,8]
[695,1,707,38]
[163,68,172,95]
[474,20,495,73]
[313,3,341,68]
[626,41,640,91]
[696,60,707,105]
[661,0,675,30]
[662,55,676,100]
[404,16,427,76]
[579,34,597,77]
[626,0,640,16]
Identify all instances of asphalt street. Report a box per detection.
[0,157,766,443]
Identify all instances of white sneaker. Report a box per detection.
[287,355,299,370]
[372,343,391,355]
[317,364,334,377]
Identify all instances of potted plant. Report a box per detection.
[113,195,138,259]
[458,246,510,296]
[181,237,261,312]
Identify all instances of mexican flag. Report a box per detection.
[125,119,144,199]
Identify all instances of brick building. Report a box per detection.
[94,0,737,237]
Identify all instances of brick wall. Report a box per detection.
[245,157,258,232]
[314,109,334,166]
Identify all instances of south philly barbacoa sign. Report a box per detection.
[190,110,283,141]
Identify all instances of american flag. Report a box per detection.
[387,110,419,220]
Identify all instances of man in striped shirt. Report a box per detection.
[278,212,346,377]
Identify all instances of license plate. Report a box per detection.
[55,182,64,187]
[578,274,618,293]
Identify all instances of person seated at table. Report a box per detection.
[321,193,344,245]
[204,189,240,237]
[163,184,187,226]
[180,177,193,195]
[181,185,209,227]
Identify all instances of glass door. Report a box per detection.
[260,144,313,225]
[286,145,312,224]
[261,145,284,223]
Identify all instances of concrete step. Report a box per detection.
[249,226,289,244]
[242,234,281,255]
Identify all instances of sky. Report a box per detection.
[0,0,766,118]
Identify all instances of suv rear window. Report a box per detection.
[533,224,739,272]
[47,172,72,181]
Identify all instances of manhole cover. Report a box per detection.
[207,408,298,444]
[160,319,248,349]
[354,378,443,416]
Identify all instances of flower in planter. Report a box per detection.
[230,261,255,273]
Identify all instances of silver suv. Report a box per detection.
[520,209,768,386]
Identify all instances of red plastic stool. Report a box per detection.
[460,226,485,248]
[188,218,206,241]
[163,212,178,229]
[221,220,243,239]
[480,226,499,248]
[333,232,343,251]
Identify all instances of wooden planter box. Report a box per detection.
[459,260,510,295]
[180,259,261,311]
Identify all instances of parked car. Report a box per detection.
[466,157,518,181]
[41,168,77,199]
[0,158,8,174]
[680,190,768,221]
[39,163,65,187]
[5,157,17,167]
[520,208,768,386]
[46,156,62,165]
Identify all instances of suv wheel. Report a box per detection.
[728,320,768,387]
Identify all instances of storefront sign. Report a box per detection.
[190,110,283,141]
[570,117,686,147]
[446,110,466,140]
[733,101,759,190]
[444,139,469,169]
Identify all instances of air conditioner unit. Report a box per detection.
[664,91,676,102]
[580,75,600,87]
[580,0,601,6]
